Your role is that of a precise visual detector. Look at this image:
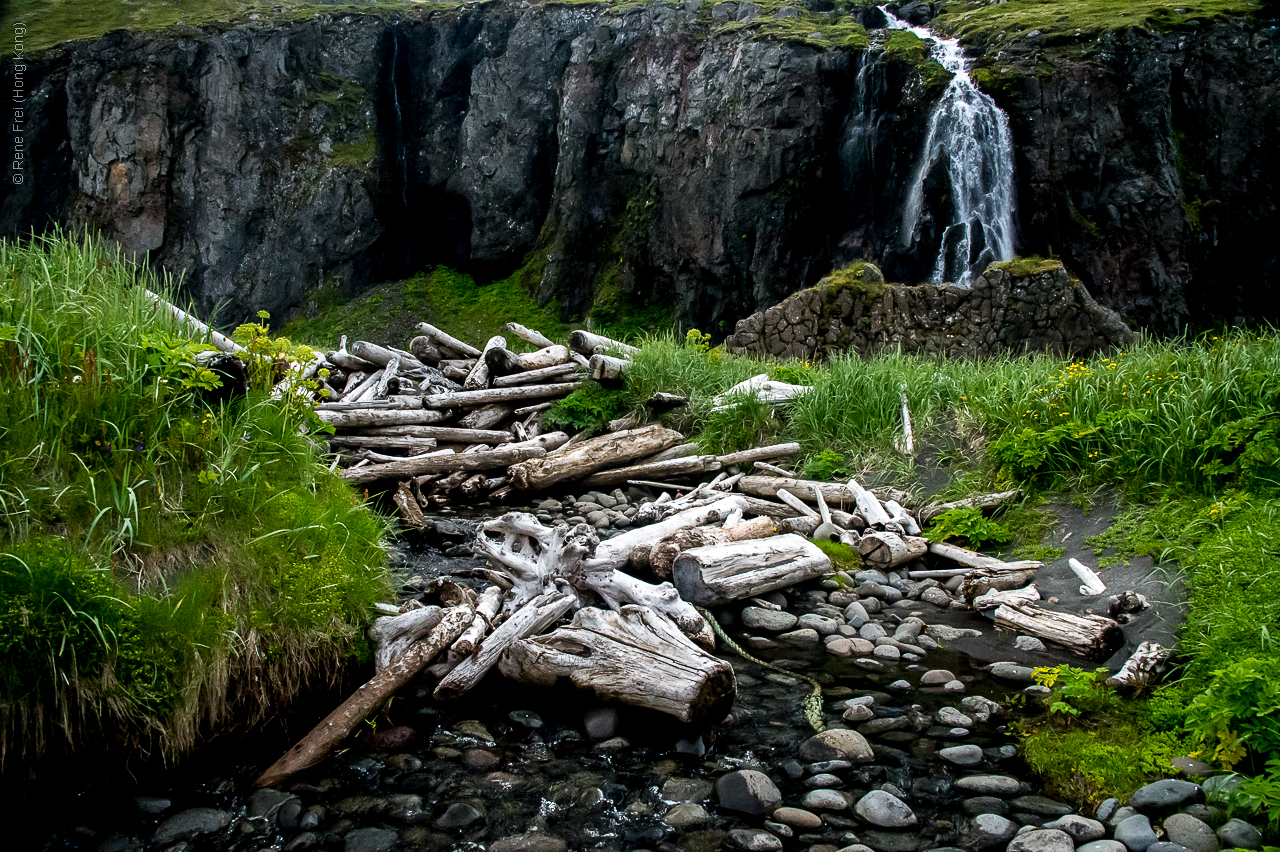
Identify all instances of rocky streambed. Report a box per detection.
[24,492,1264,852]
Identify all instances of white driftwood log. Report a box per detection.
[918,490,1024,524]
[776,488,820,519]
[1069,558,1107,596]
[508,425,684,491]
[648,516,776,579]
[570,330,639,357]
[591,496,748,570]
[451,586,506,657]
[499,605,735,724]
[371,606,444,671]
[577,455,721,491]
[737,475,858,511]
[491,362,581,387]
[848,479,894,528]
[329,435,439,452]
[318,408,449,429]
[352,340,429,374]
[459,403,515,430]
[144,290,246,354]
[341,445,546,486]
[858,532,928,571]
[589,353,630,380]
[924,541,1043,575]
[423,382,581,409]
[972,584,1041,611]
[961,570,1038,603]
[434,592,577,699]
[416,322,482,358]
[710,374,812,411]
[992,603,1124,659]
[883,500,921,536]
[717,443,802,466]
[1105,641,1170,689]
[504,322,556,349]
[673,534,831,607]
[350,425,512,443]
[897,385,915,455]
[464,335,506,389]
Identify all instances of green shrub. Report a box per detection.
[923,507,1013,550]
[1185,657,1280,771]
[802,450,852,481]
[544,383,630,434]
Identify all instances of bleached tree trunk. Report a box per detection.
[341,445,546,486]
[848,479,894,527]
[504,322,556,349]
[451,586,505,656]
[371,605,444,671]
[737,475,858,511]
[673,534,831,607]
[648,516,777,579]
[423,382,582,409]
[717,443,802,466]
[576,455,722,491]
[348,425,512,444]
[923,541,1044,575]
[570,330,639,357]
[972,584,1040,611]
[918,490,1024,524]
[1105,642,1169,689]
[318,408,449,429]
[992,603,1123,659]
[857,532,928,570]
[499,606,736,724]
[463,335,507,389]
[254,603,474,789]
[508,425,684,491]
[492,363,582,387]
[415,322,482,358]
[459,403,515,430]
[589,353,630,380]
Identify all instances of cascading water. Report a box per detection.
[389,22,408,208]
[886,8,1017,285]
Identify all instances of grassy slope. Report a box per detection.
[0,231,389,770]
[934,0,1262,47]
[623,324,1280,815]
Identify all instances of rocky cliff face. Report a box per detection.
[2,2,1276,333]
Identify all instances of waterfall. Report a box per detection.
[389,22,408,208]
[886,9,1016,285]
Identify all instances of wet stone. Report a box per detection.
[1014,636,1046,652]
[803,789,851,811]
[489,834,568,852]
[779,628,822,646]
[1011,796,1072,817]
[765,819,794,838]
[828,637,857,657]
[809,760,853,774]
[859,829,922,852]
[463,748,499,769]
[345,828,398,852]
[939,745,984,765]
[1109,807,1139,828]
[1007,829,1075,852]
[845,703,875,722]
[774,807,824,829]
[800,614,842,635]
[1115,814,1159,851]
[1161,814,1218,852]
[800,729,875,762]
[964,797,1010,816]
[1044,815,1106,843]
[921,669,956,685]
[1078,843,1127,852]
[1130,780,1203,812]
[1095,799,1119,822]
[1216,819,1262,850]
[664,802,711,828]
[153,809,232,846]
[805,773,845,788]
[716,770,783,815]
[730,828,785,852]
[743,607,799,632]
[662,776,713,803]
[955,776,1022,796]
[135,797,171,815]
[508,709,543,729]
[937,707,974,727]
[965,813,1016,848]
[451,720,495,743]
[584,707,619,740]
[434,802,484,830]
[855,790,916,827]
[989,663,1036,683]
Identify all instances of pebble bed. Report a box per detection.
[33,491,1270,852]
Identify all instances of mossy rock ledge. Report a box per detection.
[723,258,1138,361]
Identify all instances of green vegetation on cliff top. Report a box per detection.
[0,231,388,770]
[934,0,1263,48]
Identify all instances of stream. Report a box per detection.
[24,493,1158,852]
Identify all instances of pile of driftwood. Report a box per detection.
[236,317,1151,789]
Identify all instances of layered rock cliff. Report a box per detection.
[1,1,1276,333]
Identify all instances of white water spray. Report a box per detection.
[886,9,1016,285]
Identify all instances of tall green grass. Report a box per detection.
[0,231,389,769]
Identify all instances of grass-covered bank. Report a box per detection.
[601,328,1280,828]
[0,232,390,771]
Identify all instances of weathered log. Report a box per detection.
[459,404,515,430]
[340,370,368,396]
[409,335,442,365]
[434,592,577,700]
[924,541,1043,575]
[484,346,524,377]
[415,322,482,358]
[423,382,581,409]
[972,583,1040,611]
[317,397,424,412]
[576,455,722,491]
[710,374,811,411]
[371,357,399,400]
[883,500,921,536]
[961,570,1038,603]
[918,490,1024,525]
[589,353,630,380]
[992,603,1124,660]
[344,369,383,404]
[753,461,794,477]
[345,425,512,444]
[254,602,473,788]
[341,445,546,486]
[517,345,573,371]
[393,481,430,528]
[776,488,820,519]
[508,424,684,491]
[317,408,449,429]
[491,362,582,387]
[144,289,245,354]
[460,335,504,389]
[452,586,504,657]
[646,392,688,411]
[504,322,556,349]
[328,436,439,453]
[857,532,928,571]
[898,385,915,455]
[499,605,735,724]
[1105,641,1170,689]
[352,340,428,374]
[371,605,444,671]
[648,516,777,580]
[513,401,555,417]
[646,442,700,464]
[717,443,802,467]
[737,475,858,512]
[848,479,893,528]
[674,534,831,607]
[570,330,639,357]
[1069,558,1107,596]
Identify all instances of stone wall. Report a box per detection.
[723,260,1138,360]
